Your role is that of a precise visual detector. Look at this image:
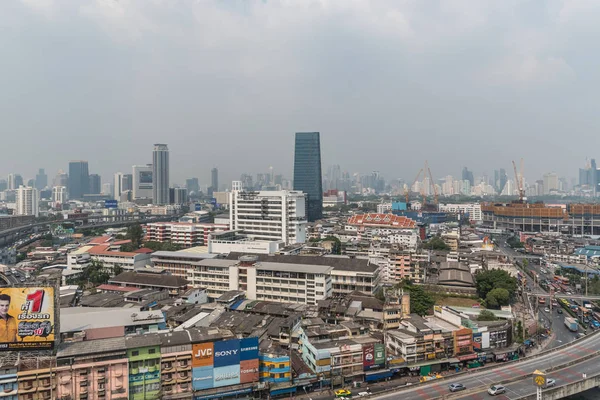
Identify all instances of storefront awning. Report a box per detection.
[457,354,478,361]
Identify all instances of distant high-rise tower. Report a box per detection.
[152,144,169,205]
[461,167,474,186]
[89,174,101,194]
[53,170,69,189]
[186,178,200,194]
[114,172,124,200]
[133,165,153,199]
[68,161,89,200]
[16,186,39,217]
[35,168,47,191]
[293,132,323,222]
[211,168,219,192]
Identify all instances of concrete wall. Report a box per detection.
[519,375,600,400]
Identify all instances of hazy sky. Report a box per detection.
[1,0,598,187]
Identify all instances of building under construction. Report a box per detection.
[482,202,600,235]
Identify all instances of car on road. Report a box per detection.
[357,392,372,397]
[449,383,466,392]
[557,309,563,314]
[544,308,550,313]
[488,385,506,396]
[544,378,556,388]
[335,389,352,398]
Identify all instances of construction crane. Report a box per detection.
[512,159,526,203]
[425,161,439,206]
[405,168,424,205]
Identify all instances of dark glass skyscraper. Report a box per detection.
[68,161,89,200]
[152,144,170,205]
[293,132,323,222]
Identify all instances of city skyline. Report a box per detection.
[2,2,600,184]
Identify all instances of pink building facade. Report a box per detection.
[56,337,129,400]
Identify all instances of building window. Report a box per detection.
[149,348,156,354]
[132,351,139,357]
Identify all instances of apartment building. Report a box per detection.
[158,331,193,398]
[56,337,129,400]
[346,214,417,243]
[181,256,332,305]
[0,366,17,399]
[438,203,482,222]
[145,222,228,248]
[17,366,55,400]
[208,230,283,255]
[385,321,454,364]
[126,335,162,400]
[229,189,307,244]
[15,186,39,217]
[67,245,152,273]
[388,250,429,283]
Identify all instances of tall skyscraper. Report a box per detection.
[114,172,124,200]
[186,178,200,194]
[89,174,101,194]
[35,168,47,191]
[293,132,323,222]
[53,170,69,188]
[133,165,153,199]
[211,168,219,192]
[68,161,89,200]
[13,175,23,190]
[152,144,169,205]
[462,167,474,186]
[122,174,133,192]
[52,186,67,207]
[0,180,6,192]
[16,186,39,217]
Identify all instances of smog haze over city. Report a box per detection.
[1,1,597,184]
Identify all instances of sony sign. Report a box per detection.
[215,349,238,357]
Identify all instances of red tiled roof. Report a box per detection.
[88,236,112,245]
[347,213,417,228]
[135,248,154,254]
[96,284,140,293]
[87,245,139,257]
[113,240,132,245]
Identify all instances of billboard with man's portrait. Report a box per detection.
[0,287,55,351]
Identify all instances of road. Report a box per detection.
[539,307,579,350]
[369,332,600,400]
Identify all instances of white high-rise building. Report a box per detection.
[102,183,113,197]
[438,203,482,221]
[152,144,169,205]
[132,164,153,199]
[52,186,67,206]
[229,187,307,244]
[114,172,124,200]
[16,186,39,217]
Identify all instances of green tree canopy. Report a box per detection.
[395,280,435,316]
[125,224,144,248]
[142,241,183,252]
[422,236,450,251]
[475,269,518,300]
[477,309,498,321]
[485,288,510,309]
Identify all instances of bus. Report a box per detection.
[554,276,569,285]
[538,297,546,305]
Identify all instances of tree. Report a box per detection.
[475,269,518,300]
[515,321,524,342]
[485,288,510,309]
[142,241,183,252]
[422,236,450,251]
[113,265,124,277]
[78,259,111,287]
[397,281,435,316]
[125,224,144,248]
[477,310,498,321]
[322,236,342,255]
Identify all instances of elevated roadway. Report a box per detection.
[371,332,600,400]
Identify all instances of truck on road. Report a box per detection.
[564,317,578,332]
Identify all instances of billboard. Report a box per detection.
[214,339,240,368]
[0,287,55,351]
[374,343,385,366]
[195,203,202,211]
[363,344,375,369]
[213,364,240,388]
[105,200,118,209]
[240,337,259,361]
[240,359,259,384]
[192,366,214,391]
[192,342,214,368]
